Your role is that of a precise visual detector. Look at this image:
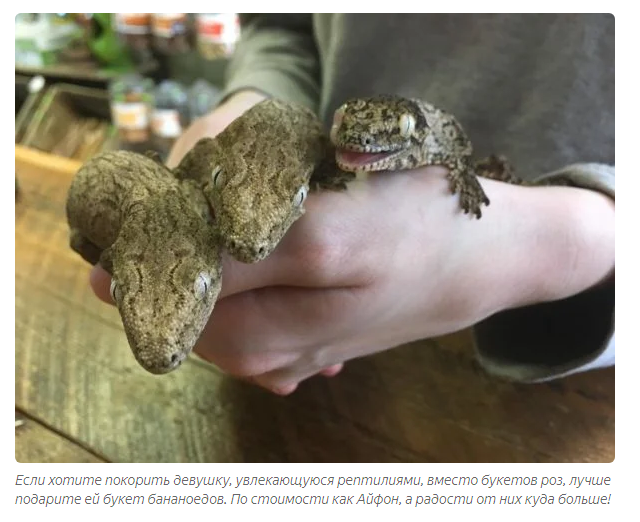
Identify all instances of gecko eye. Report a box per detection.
[194,272,211,300]
[211,165,224,187]
[293,185,308,207]
[399,113,416,137]
[109,279,121,304]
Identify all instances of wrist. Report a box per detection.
[479,181,615,314]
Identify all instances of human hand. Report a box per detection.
[165,90,267,168]
[90,166,614,394]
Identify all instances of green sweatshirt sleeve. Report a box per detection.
[473,163,615,382]
[219,14,321,111]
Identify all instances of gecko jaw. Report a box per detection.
[335,148,403,172]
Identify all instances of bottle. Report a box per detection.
[151,80,189,157]
[113,13,153,63]
[195,14,240,60]
[188,79,221,121]
[151,13,192,55]
[109,73,154,152]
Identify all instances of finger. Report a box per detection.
[251,359,347,393]
[319,363,344,377]
[252,362,344,394]
[236,373,298,396]
[194,286,362,370]
[86,200,365,306]
[89,265,113,305]
[217,190,377,299]
[269,382,298,396]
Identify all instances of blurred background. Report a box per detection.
[15,13,238,163]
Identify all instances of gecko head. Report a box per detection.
[109,202,223,374]
[205,151,311,264]
[330,95,428,172]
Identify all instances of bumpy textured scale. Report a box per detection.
[66,151,222,374]
[66,96,520,375]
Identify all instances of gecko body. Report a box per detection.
[330,95,493,218]
[172,99,351,263]
[203,96,512,269]
[66,95,518,375]
[66,151,222,374]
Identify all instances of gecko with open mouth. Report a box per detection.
[204,95,516,268]
[65,95,518,375]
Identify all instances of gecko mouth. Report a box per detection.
[335,149,400,172]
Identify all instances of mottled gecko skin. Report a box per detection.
[64,96,517,375]
[330,95,491,218]
[184,99,341,263]
[66,151,222,374]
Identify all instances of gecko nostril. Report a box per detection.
[170,353,179,364]
[258,246,265,255]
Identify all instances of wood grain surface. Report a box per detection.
[14,148,615,463]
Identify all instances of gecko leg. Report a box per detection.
[144,150,163,164]
[474,154,525,185]
[446,165,490,219]
[309,162,355,191]
[309,146,356,192]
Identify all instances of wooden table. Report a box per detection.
[15,146,615,463]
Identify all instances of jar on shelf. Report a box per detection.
[188,79,221,121]
[151,80,190,157]
[109,74,154,151]
[113,13,153,62]
[151,13,192,55]
[196,14,240,60]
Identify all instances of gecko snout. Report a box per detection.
[158,351,186,373]
[225,236,271,263]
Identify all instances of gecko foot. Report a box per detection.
[447,170,490,219]
[309,155,356,192]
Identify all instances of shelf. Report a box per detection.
[15,60,158,83]
[15,144,82,178]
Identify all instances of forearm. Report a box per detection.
[467,177,615,381]
[483,181,614,314]
[221,14,320,110]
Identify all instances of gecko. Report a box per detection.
[203,95,515,266]
[65,151,223,374]
[65,99,344,375]
[64,96,517,375]
[174,98,353,263]
[329,95,499,218]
